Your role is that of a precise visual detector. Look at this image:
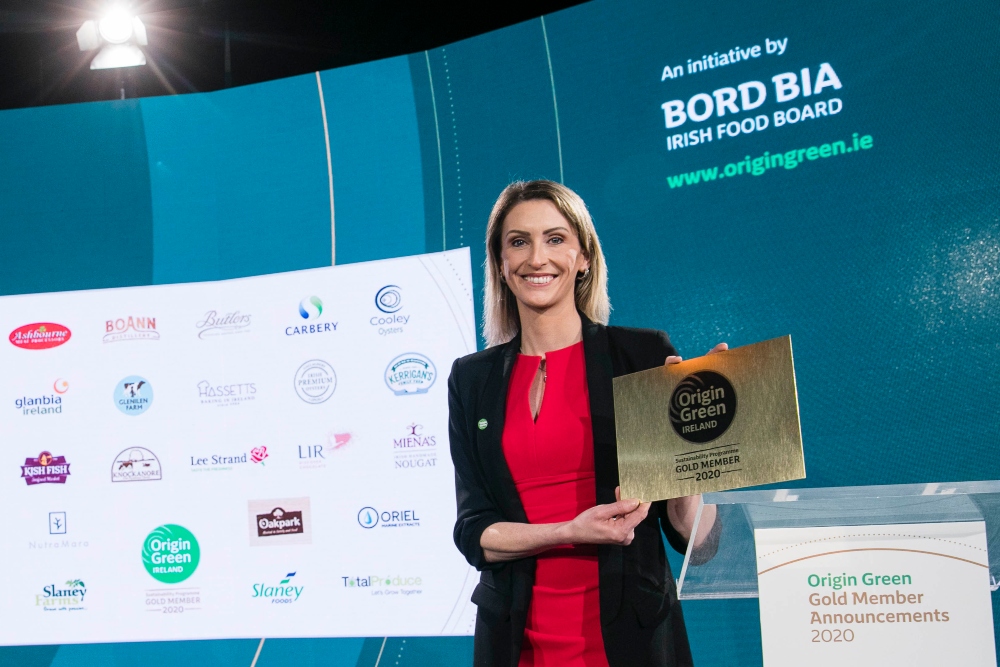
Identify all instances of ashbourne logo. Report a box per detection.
[294,360,337,404]
[669,371,737,444]
[111,447,162,482]
[196,310,251,339]
[384,353,436,395]
[114,375,153,416]
[104,316,159,343]
[36,579,87,612]
[142,524,200,584]
[9,323,71,350]
[252,572,303,604]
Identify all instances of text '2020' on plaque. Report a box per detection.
[613,335,805,501]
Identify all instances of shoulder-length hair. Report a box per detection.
[483,180,610,347]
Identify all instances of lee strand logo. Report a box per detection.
[9,323,71,350]
[103,316,159,343]
[21,452,71,485]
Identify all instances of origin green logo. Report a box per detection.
[142,524,200,584]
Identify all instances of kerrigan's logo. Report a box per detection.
[669,371,737,443]
[384,353,437,395]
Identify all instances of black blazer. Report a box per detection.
[448,316,697,667]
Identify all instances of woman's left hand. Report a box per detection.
[665,342,727,365]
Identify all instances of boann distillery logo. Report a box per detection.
[114,376,153,415]
[294,360,336,404]
[384,353,436,395]
[9,323,71,350]
[142,525,200,584]
[669,371,737,444]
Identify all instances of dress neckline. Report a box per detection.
[517,339,584,359]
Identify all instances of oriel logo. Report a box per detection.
[103,316,159,343]
[286,296,337,337]
[248,498,311,546]
[142,524,200,584]
[9,323,71,350]
[357,506,420,529]
[252,572,303,604]
[114,376,154,416]
[669,371,737,443]
[384,353,437,395]
[21,452,71,485]
[111,447,162,482]
[36,579,87,612]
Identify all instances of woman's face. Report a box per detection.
[500,199,590,314]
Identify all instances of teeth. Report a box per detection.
[524,275,554,284]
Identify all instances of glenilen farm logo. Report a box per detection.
[142,524,200,584]
[668,371,737,443]
[114,376,153,415]
[9,323,71,350]
[384,353,437,395]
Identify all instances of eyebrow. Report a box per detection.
[504,226,571,237]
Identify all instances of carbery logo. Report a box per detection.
[142,524,200,584]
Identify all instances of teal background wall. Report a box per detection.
[1,0,998,664]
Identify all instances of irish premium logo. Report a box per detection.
[15,379,68,416]
[393,423,437,470]
[384,353,436,395]
[285,296,338,337]
[111,447,162,482]
[669,371,737,443]
[114,376,154,416]
[9,323,71,350]
[357,506,421,529]
[252,572,303,604]
[142,524,200,584]
[103,316,159,343]
[197,380,256,407]
[21,452,71,485]
[294,360,337,404]
[248,498,311,546]
[371,285,408,336]
[36,580,87,612]
[196,310,252,339]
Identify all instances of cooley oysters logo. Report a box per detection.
[669,371,737,443]
[248,498,311,547]
[103,316,159,343]
[384,353,436,395]
[111,447,162,482]
[371,285,409,336]
[9,323,71,350]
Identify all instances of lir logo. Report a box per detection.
[142,524,200,584]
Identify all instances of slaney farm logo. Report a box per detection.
[384,353,436,395]
[15,379,69,416]
[9,323,71,350]
[252,572,303,604]
[103,316,159,343]
[111,447,162,482]
[142,524,200,584]
[285,296,338,337]
[35,579,87,612]
[248,498,311,547]
[21,452,71,485]
[114,376,154,416]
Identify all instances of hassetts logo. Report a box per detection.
[142,524,200,584]
[9,323,71,350]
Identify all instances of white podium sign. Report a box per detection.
[755,522,996,667]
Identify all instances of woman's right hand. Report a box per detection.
[562,486,651,546]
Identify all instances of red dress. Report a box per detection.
[502,341,609,667]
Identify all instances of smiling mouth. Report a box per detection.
[521,275,555,285]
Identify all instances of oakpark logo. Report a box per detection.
[252,572,303,604]
[384,353,436,395]
[114,376,153,416]
[142,524,200,584]
[286,296,337,336]
[9,323,71,350]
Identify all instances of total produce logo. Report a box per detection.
[9,323,71,350]
[142,524,200,584]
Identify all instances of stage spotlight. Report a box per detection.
[77,6,148,70]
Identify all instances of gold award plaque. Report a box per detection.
[614,335,804,501]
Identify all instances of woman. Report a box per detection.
[449,180,720,667]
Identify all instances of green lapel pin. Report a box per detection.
[477,419,488,430]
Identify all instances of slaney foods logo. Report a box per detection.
[142,524,200,584]
[393,423,437,470]
[196,310,252,339]
[294,360,337,404]
[36,579,87,612]
[15,379,69,416]
[248,497,311,547]
[371,285,409,336]
[111,447,162,482]
[197,380,256,407]
[385,353,436,395]
[9,323,71,350]
[114,376,153,416]
[21,452,71,485]
[252,572,303,604]
[103,316,159,343]
[285,296,338,337]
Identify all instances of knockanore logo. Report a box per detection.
[669,371,737,443]
[112,447,162,482]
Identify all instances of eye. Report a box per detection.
[511,238,527,247]
[548,236,564,245]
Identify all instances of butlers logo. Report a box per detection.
[248,497,311,546]
[103,316,159,343]
[669,371,737,443]
[21,452,71,485]
[384,353,437,395]
[111,447,162,482]
[9,323,71,350]
[196,310,251,339]
[35,579,87,612]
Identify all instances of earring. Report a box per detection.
[578,268,590,280]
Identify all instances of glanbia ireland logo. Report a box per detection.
[9,323,71,350]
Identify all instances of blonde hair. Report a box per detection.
[483,180,610,347]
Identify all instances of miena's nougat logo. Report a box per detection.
[669,371,737,443]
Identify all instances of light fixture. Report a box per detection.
[77,5,148,70]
